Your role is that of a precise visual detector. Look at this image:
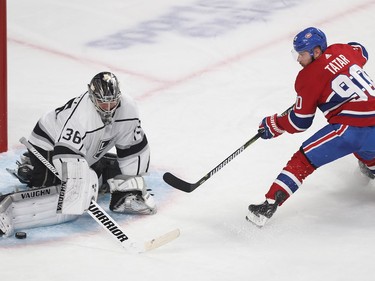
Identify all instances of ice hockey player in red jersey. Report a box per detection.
[0,72,156,236]
[246,27,375,227]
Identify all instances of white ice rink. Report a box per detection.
[2,0,375,280]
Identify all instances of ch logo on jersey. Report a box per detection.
[94,139,111,159]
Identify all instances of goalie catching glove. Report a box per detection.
[108,175,157,215]
[258,113,285,139]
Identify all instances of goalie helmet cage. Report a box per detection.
[0,0,7,152]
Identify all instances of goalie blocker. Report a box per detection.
[0,159,156,236]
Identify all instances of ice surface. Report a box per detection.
[2,0,375,280]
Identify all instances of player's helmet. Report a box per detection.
[293,27,327,56]
[88,72,121,124]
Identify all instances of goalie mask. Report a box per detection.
[88,72,121,125]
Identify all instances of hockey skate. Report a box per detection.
[246,190,287,227]
[358,160,375,179]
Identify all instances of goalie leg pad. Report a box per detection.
[58,159,99,215]
[108,175,156,215]
[0,195,14,236]
[0,186,78,237]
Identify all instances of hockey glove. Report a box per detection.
[108,175,157,215]
[258,114,285,139]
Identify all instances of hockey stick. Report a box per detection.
[20,137,179,252]
[163,105,294,193]
[163,132,261,192]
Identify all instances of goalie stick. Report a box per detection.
[19,137,179,252]
[163,105,294,192]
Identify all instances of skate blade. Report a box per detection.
[245,211,268,228]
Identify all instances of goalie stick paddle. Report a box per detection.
[20,137,179,252]
[163,105,294,193]
[144,228,181,251]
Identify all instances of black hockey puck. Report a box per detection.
[15,231,27,239]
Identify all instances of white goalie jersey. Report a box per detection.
[28,92,150,176]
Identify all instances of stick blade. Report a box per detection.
[143,228,180,252]
[163,172,197,192]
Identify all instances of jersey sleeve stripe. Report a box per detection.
[288,110,314,131]
[116,135,149,159]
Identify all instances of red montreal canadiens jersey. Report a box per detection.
[278,43,375,133]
